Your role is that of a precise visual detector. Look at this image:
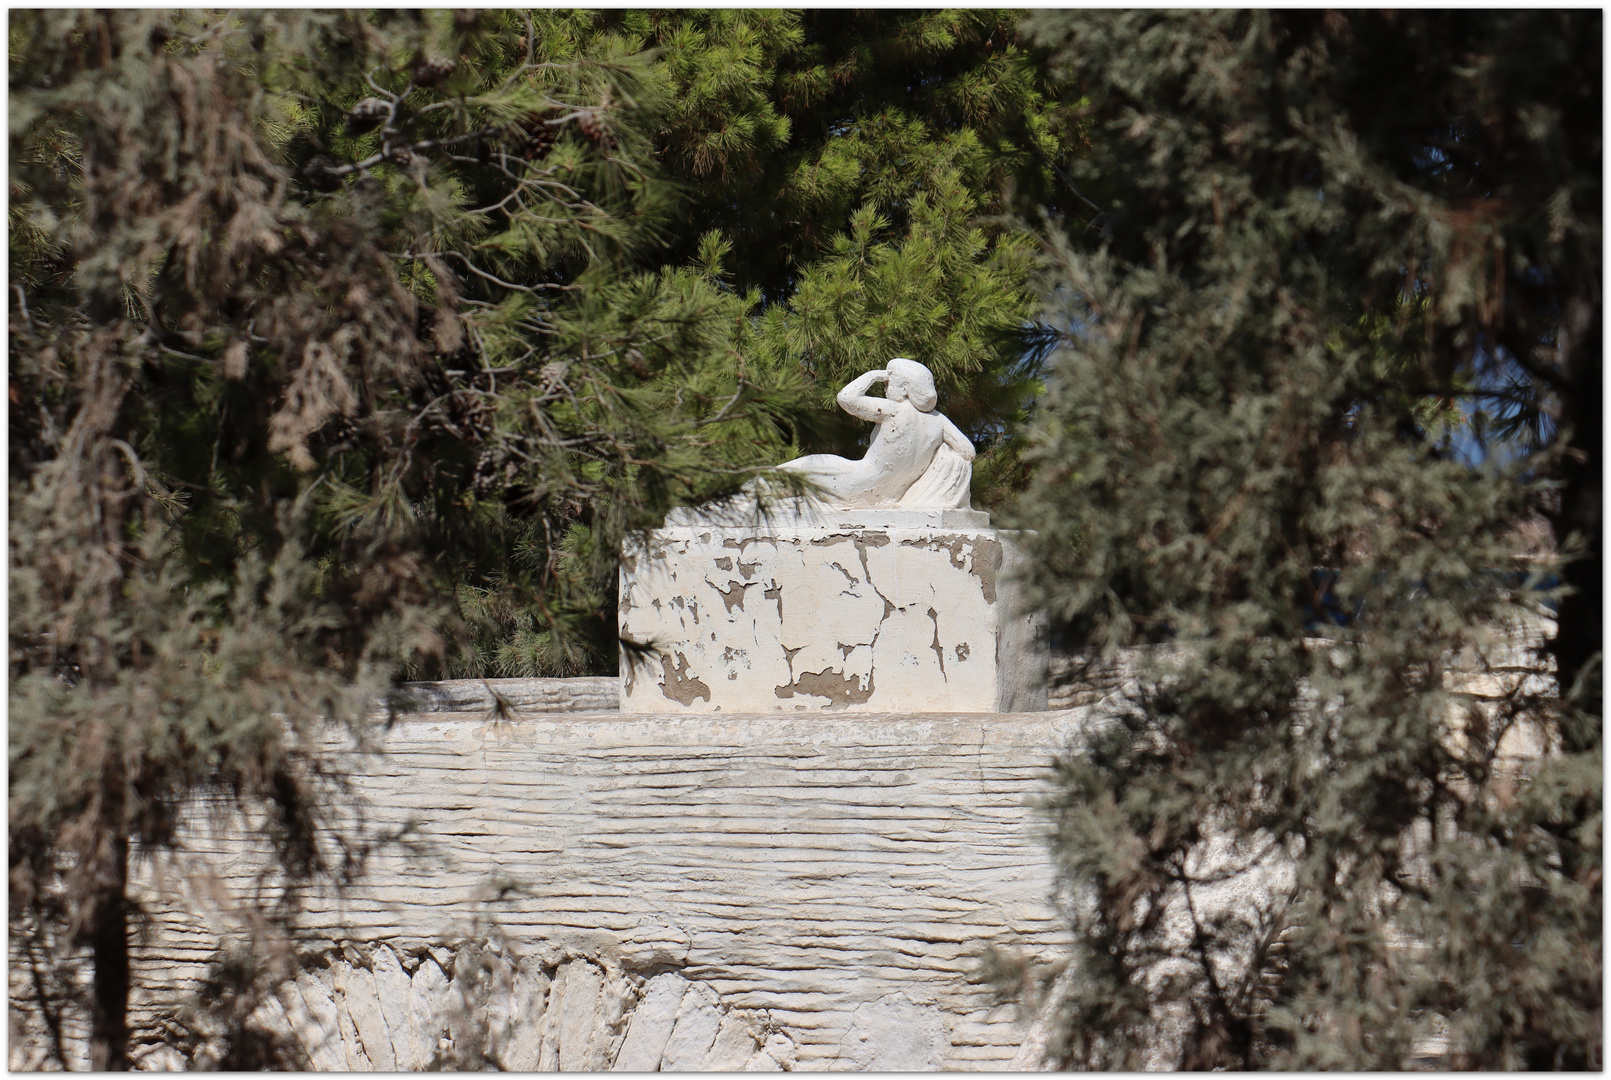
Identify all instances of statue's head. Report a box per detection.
[885,357,938,412]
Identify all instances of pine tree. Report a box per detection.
[425,9,1075,666]
[407,9,1074,669]
[8,10,808,1066]
[1011,10,1599,1069]
[633,9,1072,500]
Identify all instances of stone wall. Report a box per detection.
[11,630,1549,1071]
[399,676,620,715]
[11,697,1090,1071]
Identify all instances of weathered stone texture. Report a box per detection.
[658,979,723,1070]
[293,971,346,1071]
[400,676,619,714]
[91,709,1082,1070]
[341,961,395,1069]
[620,525,1047,713]
[9,627,1554,1072]
[373,944,418,1069]
[613,971,688,1070]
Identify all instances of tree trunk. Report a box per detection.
[87,830,131,1069]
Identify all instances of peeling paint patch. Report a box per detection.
[720,535,780,554]
[810,533,852,549]
[900,534,969,572]
[659,652,711,705]
[971,539,1002,604]
[711,579,757,613]
[620,523,1044,713]
[853,532,890,581]
[775,667,875,706]
[927,607,947,679]
[899,534,1001,603]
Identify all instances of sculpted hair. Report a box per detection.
[887,358,938,411]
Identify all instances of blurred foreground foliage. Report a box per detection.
[8,9,1076,1067]
[7,9,794,1066]
[1010,10,1600,1069]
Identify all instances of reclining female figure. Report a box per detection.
[775,357,976,510]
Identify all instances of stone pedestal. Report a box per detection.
[619,510,1045,713]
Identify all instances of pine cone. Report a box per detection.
[412,56,456,87]
[450,390,492,439]
[300,155,345,192]
[319,414,361,448]
[510,114,556,160]
[575,108,614,149]
[453,9,480,29]
[472,447,503,493]
[345,97,390,135]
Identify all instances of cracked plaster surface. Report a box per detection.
[621,526,1044,713]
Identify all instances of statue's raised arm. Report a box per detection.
[834,368,899,424]
[769,358,975,511]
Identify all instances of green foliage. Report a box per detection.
[647,11,1067,287]
[635,10,1069,494]
[464,10,1074,510]
[1012,10,1599,1069]
[742,170,1036,466]
[8,9,808,1064]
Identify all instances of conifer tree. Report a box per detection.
[8,10,807,1066]
[635,9,1070,494]
[1011,11,1599,1069]
[428,9,1070,668]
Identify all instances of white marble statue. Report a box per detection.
[775,358,976,510]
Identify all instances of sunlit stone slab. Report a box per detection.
[619,522,1046,713]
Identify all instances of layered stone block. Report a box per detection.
[618,510,1046,713]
